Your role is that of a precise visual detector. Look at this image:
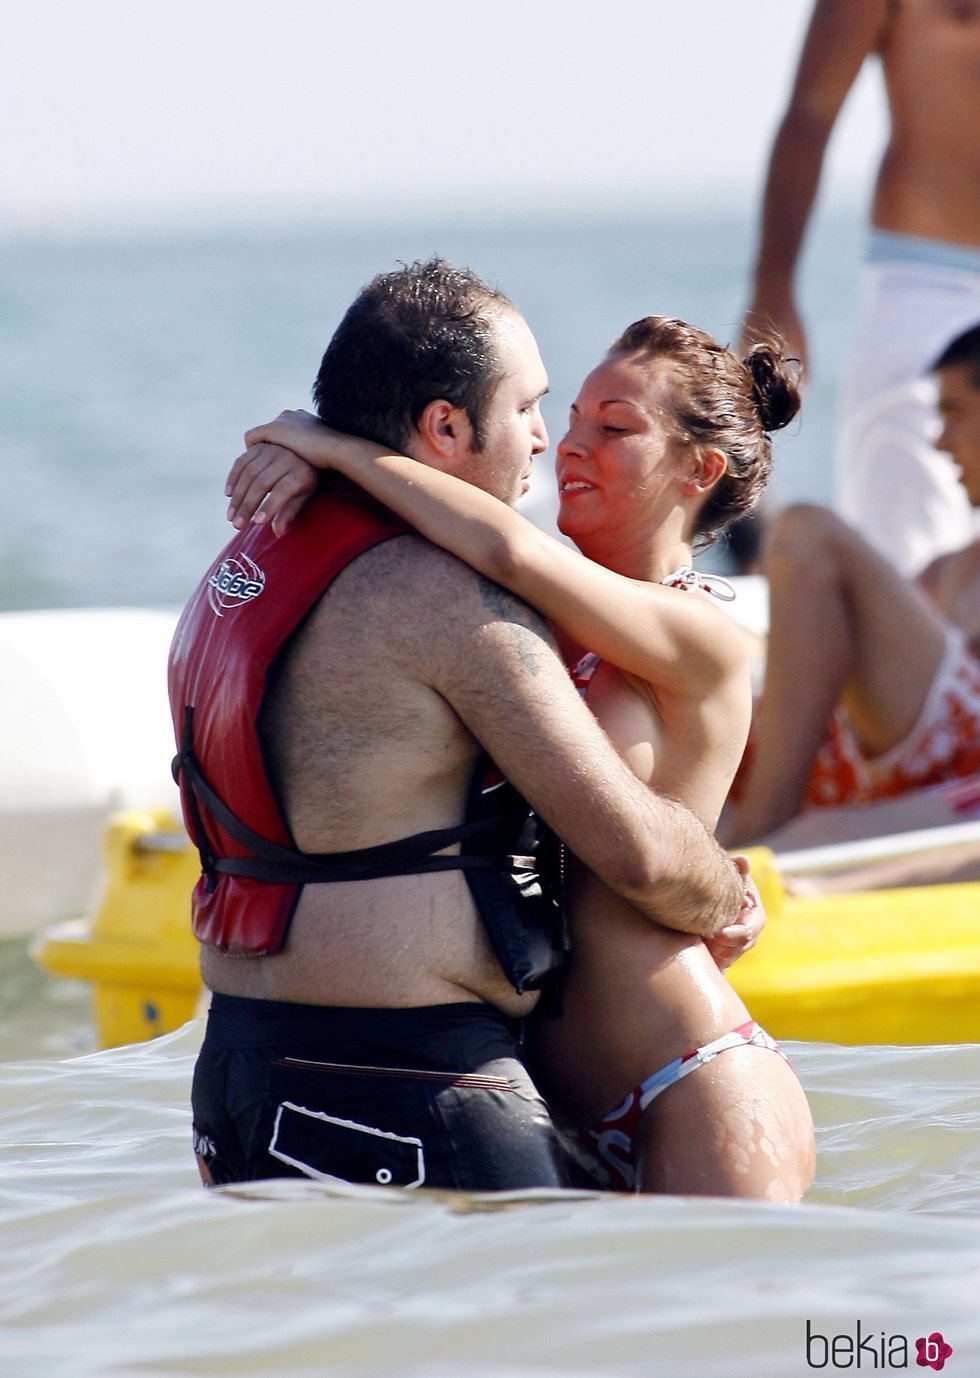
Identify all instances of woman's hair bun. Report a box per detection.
[743,342,802,433]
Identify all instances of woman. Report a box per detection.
[226,316,816,1200]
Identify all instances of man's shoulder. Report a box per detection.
[347,533,543,619]
[321,534,553,670]
[292,530,562,700]
[340,531,475,601]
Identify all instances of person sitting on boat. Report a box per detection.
[225,316,816,1200]
[170,259,756,1195]
[722,324,980,848]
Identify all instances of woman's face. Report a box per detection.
[555,352,689,549]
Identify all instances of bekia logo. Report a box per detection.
[208,555,266,616]
[916,1334,954,1371]
[806,1320,953,1370]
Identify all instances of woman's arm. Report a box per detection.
[227,411,743,693]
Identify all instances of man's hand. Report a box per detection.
[225,411,322,536]
[704,854,766,971]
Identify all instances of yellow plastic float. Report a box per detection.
[31,815,980,1048]
[731,848,980,1045]
[32,811,202,1048]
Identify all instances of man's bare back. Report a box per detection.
[200,536,544,1014]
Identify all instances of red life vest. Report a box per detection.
[168,484,567,989]
[168,487,411,955]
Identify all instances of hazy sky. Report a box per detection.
[4,0,888,234]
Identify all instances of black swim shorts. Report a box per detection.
[192,994,569,1192]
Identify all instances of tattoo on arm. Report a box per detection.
[476,575,549,677]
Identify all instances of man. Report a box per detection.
[723,324,980,848]
[169,259,748,1192]
[742,0,980,576]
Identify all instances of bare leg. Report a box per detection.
[634,1046,816,1201]
[725,504,948,845]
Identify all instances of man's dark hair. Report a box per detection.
[932,323,980,387]
[312,257,515,451]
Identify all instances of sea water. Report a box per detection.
[5,212,979,1375]
[1,1009,979,1376]
[1,208,860,613]
[2,944,980,1376]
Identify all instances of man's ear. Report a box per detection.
[681,446,728,495]
[415,399,474,463]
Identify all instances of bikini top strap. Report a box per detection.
[660,565,736,602]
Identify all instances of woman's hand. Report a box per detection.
[704,854,766,971]
[242,407,326,456]
[226,410,324,536]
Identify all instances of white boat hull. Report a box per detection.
[0,608,180,937]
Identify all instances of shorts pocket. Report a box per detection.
[268,1100,425,1187]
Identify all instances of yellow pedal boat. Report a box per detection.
[32,810,980,1049]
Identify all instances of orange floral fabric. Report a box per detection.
[804,633,980,809]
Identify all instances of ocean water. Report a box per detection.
[3,932,979,1377]
[1,208,861,612]
[1,1014,979,1377]
[8,211,980,1376]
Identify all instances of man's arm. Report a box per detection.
[742,0,890,369]
[413,546,744,938]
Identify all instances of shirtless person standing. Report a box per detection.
[169,259,748,1193]
[742,0,980,575]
